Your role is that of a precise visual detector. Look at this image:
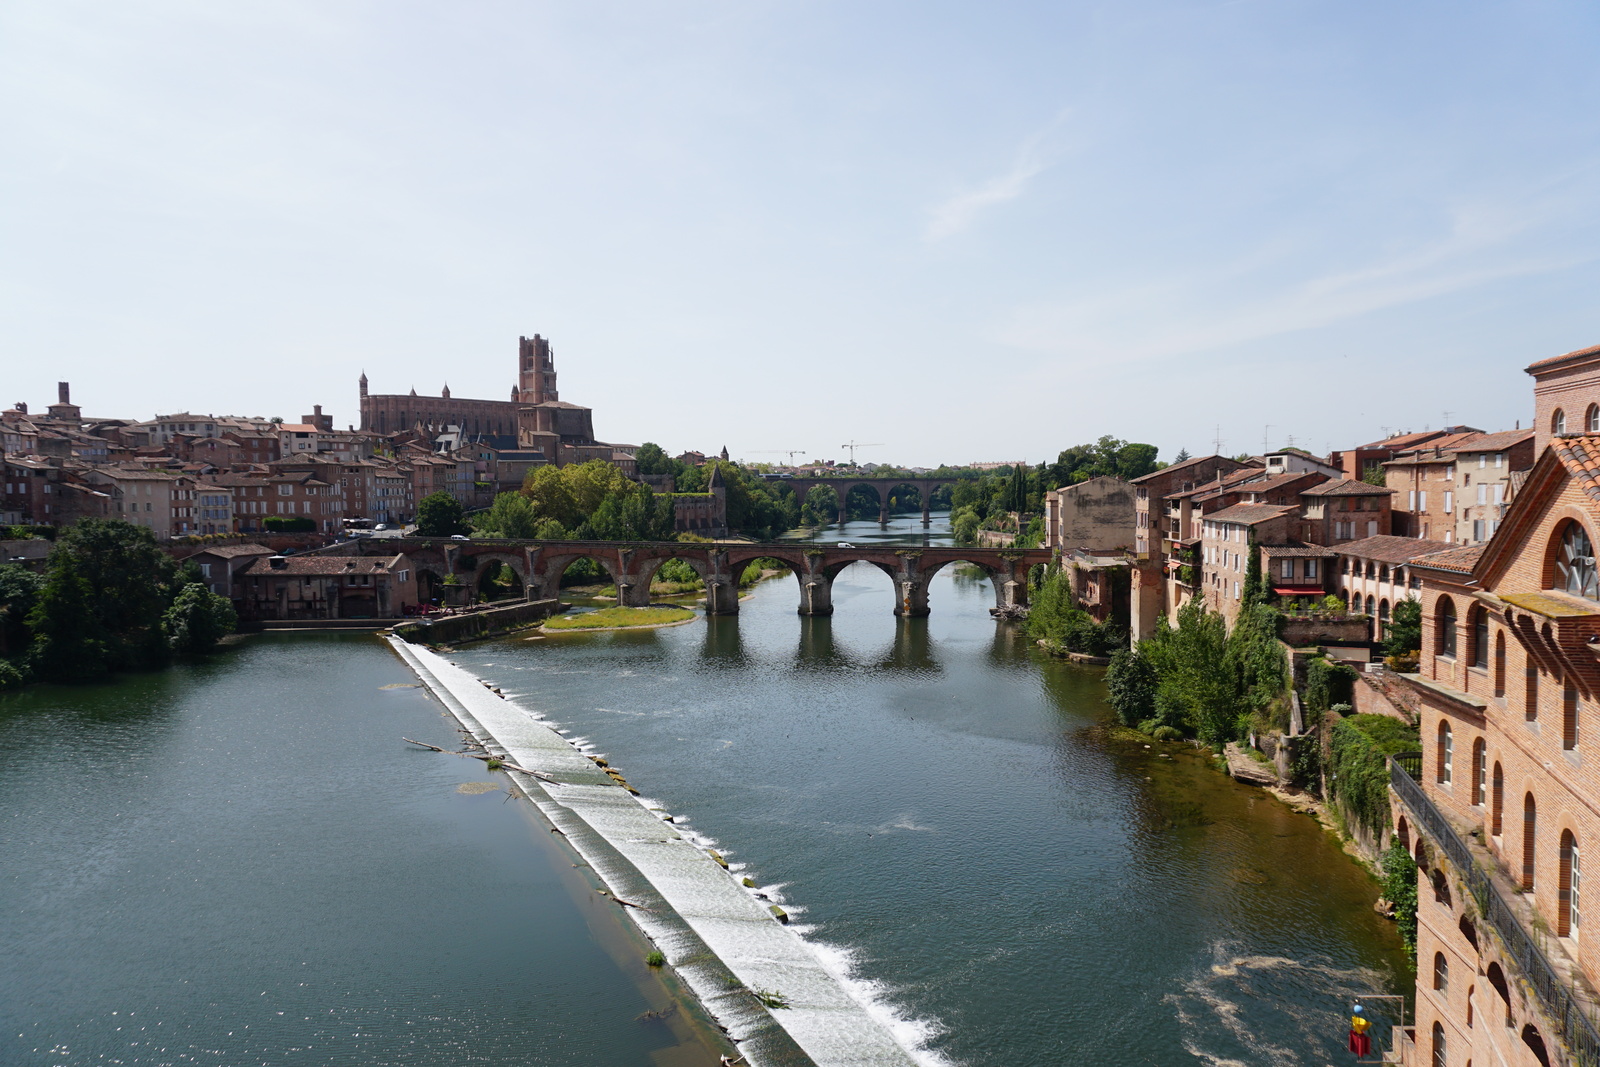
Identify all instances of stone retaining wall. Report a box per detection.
[393,598,563,645]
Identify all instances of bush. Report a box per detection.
[263,515,315,532]
[1381,841,1419,956]
[1328,713,1418,839]
[1106,647,1157,726]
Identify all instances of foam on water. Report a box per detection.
[391,637,931,1067]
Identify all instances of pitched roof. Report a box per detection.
[1300,478,1395,496]
[1525,341,1600,374]
[1259,542,1338,557]
[1450,428,1534,454]
[184,544,275,559]
[1411,544,1486,574]
[1205,503,1296,525]
[1334,534,1453,564]
[238,554,409,577]
[1129,453,1237,485]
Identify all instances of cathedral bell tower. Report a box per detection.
[518,335,558,405]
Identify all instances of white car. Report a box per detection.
[837,542,855,547]
[450,534,470,541]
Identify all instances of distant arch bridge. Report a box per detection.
[767,477,955,526]
[352,538,1050,617]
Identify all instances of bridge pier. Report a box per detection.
[894,575,931,617]
[878,503,889,526]
[616,577,654,607]
[921,506,931,527]
[992,562,1031,614]
[705,577,740,615]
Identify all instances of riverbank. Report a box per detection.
[387,637,918,1067]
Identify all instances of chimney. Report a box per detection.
[58,382,70,405]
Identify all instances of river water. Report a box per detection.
[461,516,1413,1065]
[1,515,1410,1067]
[0,634,724,1066]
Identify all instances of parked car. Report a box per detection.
[450,534,470,540]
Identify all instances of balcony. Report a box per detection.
[1390,755,1600,1063]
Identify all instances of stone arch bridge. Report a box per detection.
[769,477,954,526]
[352,538,1050,617]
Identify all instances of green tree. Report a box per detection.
[0,563,42,658]
[51,519,176,671]
[1143,599,1236,745]
[634,442,672,477]
[164,582,237,654]
[1384,598,1423,657]
[475,492,540,539]
[1226,602,1288,730]
[1381,841,1419,955]
[415,491,469,537]
[27,552,108,680]
[1106,646,1158,727]
[1240,538,1269,608]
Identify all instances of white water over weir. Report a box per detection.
[388,638,921,1067]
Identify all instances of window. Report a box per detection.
[1472,607,1489,668]
[1479,453,1488,469]
[1409,490,1418,510]
[1281,559,1294,579]
[1494,483,1505,505]
[1432,1022,1446,1067]
[1494,632,1506,697]
[1445,491,1453,513]
[1438,598,1457,657]
[1438,721,1453,784]
[1433,951,1450,995]
[1305,559,1318,579]
[1474,739,1487,805]
[1419,491,1428,512]
[1556,522,1599,599]
[1492,763,1504,835]
[1564,682,1580,751]
[1524,793,1538,890]
[1528,667,1541,722]
[1590,405,1599,433]
[1555,408,1568,436]
[1478,483,1488,505]
[1560,829,1582,937]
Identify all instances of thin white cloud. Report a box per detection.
[924,125,1059,242]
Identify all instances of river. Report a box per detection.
[0,515,1410,1066]
[457,515,1413,1065]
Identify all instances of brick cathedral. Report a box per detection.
[358,335,631,466]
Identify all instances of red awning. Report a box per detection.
[1273,587,1323,597]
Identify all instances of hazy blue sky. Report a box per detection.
[4,1,1597,467]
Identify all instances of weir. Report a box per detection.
[386,637,920,1067]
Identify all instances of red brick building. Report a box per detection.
[1393,428,1600,1067]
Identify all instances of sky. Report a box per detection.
[3,1,1598,469]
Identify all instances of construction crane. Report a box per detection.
[840,441,884,466]
[750,449,809,463]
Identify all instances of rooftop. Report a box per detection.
[1525,340,1600,374]
[1451,428,1534,454]
[1204,503,1296,526]
[1335,534,1453,564]
[1300,478,1396,497]
[1412,543,1486,574]
[238,554,409,577]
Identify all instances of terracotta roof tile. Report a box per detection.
[1450,428,1533,454]
[1334,535,1453,564]
[1300,478,1396,496]
[237,553,409,576]
[1526,341,1600,374]
[1412,544,1486,574]
[1552,434,1600,506]
[1205,503,1297,525]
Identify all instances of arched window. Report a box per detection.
[1432,1021,1447,1067]
[1471,606,1489,669]
[1460,915,1479,950]
[1492,763,1504,836]
[1398,817,1411,850]
[1379,599,1391,627]
[1433,951,1450,993]
[1564,681,1580,751]
[1467,984,1476,1027]
[1433,867,1453,906]
[1554,408,1567,436]
[1494,631,1506,697]
[1379,564,1390,582]
[1589,404,1600,433]
[1524,793,1538,890]
[1438,597,1458,657]
[1527,666,1540,722]
[1556,521,1599,599]
[1366,594,1376,616]
[1522,1025,1552,1067]
[1562,829,1581,937]
[1473,738,1487,805]
[1437,721,1453,784]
